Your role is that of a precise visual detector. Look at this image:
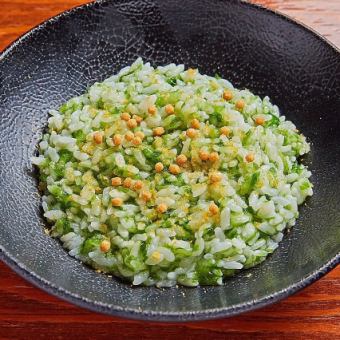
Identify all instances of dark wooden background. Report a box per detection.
[0,1,339,338]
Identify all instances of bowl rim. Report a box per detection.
[0,0,339,322]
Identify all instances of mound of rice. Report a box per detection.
[32,59,313,287]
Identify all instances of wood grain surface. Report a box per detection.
[0,1,339,339]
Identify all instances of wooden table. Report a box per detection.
[1,1,339,338]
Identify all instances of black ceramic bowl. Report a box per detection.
[0,0,339,321]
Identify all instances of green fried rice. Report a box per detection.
[32,59,313,287]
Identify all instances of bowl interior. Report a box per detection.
[0,0,339,321]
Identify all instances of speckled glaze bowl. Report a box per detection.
[0,0,339,321]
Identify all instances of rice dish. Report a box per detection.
[32,59,313,287]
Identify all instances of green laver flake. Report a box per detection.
[32,59,313,287]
